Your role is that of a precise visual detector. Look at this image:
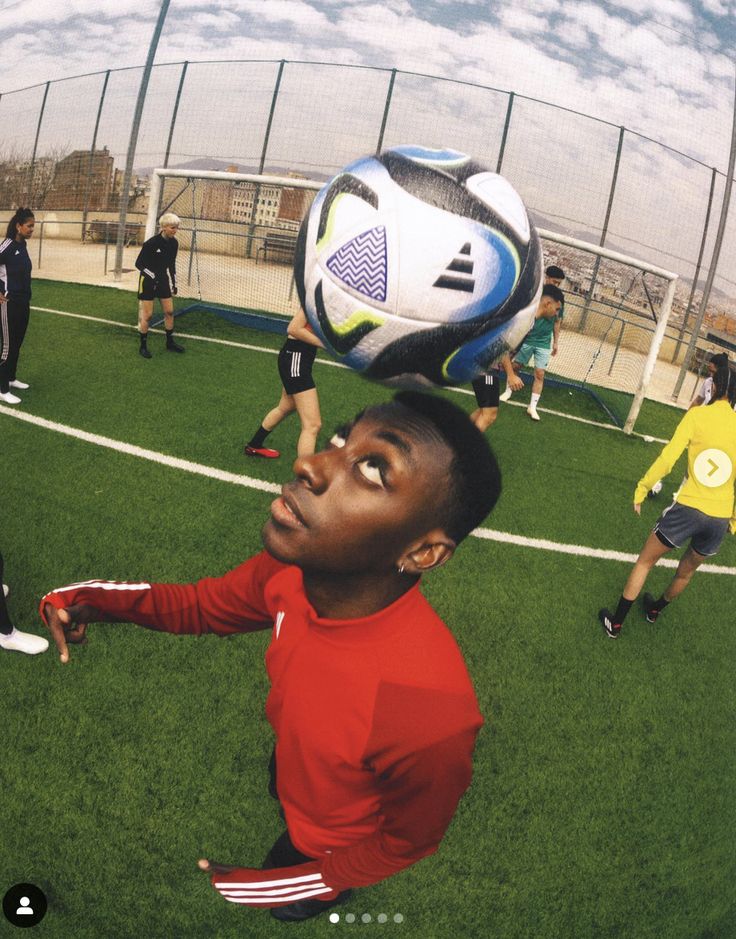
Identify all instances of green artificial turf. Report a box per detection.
[2,280,735,938]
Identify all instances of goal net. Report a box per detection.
[534,230,678,433]
[146,168,321,334]
[146,169,678,433]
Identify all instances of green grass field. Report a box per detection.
[3,281,735,939]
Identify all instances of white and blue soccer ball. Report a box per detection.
[293,145,543,386]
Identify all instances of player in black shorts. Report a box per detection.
[469,353,523,433]
[135,212,184,358]
[244,306,324,459]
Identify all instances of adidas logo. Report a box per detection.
[156,248,161,253]
[434,243,475,293]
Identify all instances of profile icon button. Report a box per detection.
[2,883,47,928]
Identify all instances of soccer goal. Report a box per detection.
[535,230,678,433]
[146,168,677,434]
[145,167,321,334]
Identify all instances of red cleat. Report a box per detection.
[244,445,280,459]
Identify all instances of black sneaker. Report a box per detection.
[270,889,353,923]
[166,340,185,353]
[642,593,659,623]
[139,346,152,359]
[598,608,621,639]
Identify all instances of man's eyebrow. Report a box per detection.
[373,428,416,461]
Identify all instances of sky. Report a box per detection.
[1,0,735,290]
[1,0,734,168]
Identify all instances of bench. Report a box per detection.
[256,232,298,264]
[86,220,142,246]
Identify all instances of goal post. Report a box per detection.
[536,228,678,434]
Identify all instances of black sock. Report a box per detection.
[139,332,148,347]
[653,596,670,612]
[248,425,270,448]
[613,596,634,626]
[165,328,175,345]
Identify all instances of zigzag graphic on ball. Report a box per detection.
[326,226,387,302]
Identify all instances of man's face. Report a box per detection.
[161,224,179,239]
[539,297,562,319]
[544,275,563,287]
[262,410,454,575]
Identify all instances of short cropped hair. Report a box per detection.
[371,391,502,544]
[542,283,564,304]
[159,213,180,228]
[545,265,565,280]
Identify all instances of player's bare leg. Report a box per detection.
[138,300,154,358]
[662,547,705,601]
[469,406,499,432]
[244,390,295,459]
[293,387,322,457]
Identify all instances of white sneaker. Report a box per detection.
[10,379,29,390]
[0,628,49,655]
[2,584,8,598]
[0,390,21,404]
[527,405,541,421]
[499,388,513,403]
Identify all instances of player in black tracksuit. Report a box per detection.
[0,208,35,404]
[135,212,184,358]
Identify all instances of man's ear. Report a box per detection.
[399,529,456,575]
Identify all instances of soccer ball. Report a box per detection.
[293,145,543,386]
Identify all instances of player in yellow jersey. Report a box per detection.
[600,360,736,638]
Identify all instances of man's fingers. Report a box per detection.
[197,859,237,874]
[64,621,89,645]
[44,603,71,663]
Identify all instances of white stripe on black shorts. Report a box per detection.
[653,501,729,557]
[278,338,317,395]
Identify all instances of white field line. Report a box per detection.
[2,401,734,576]
[31,305,669,444]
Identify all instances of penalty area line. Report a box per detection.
[2,402,734,576]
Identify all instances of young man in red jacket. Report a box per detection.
[41,391,501,923]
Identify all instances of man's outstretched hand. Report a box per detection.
[42,603,100,664]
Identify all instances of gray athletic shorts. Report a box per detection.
[653,502,729,557]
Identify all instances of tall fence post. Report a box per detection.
[258,59,285,175]
[244,59,286,261]
[376,68,397,155]
[672,66,736,400]
[81,70,111,242]
[496,92,515,174]
[163,61,188,170]
[114,0,171,281]
[671,165,716,366]
[27,81,50,205]
[579,125,624,333]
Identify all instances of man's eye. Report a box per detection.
[357,457,385,486]
[329,431,347,448]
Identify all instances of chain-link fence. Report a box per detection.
[1,57,735,402]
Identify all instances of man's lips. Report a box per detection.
[270,487,308,529]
